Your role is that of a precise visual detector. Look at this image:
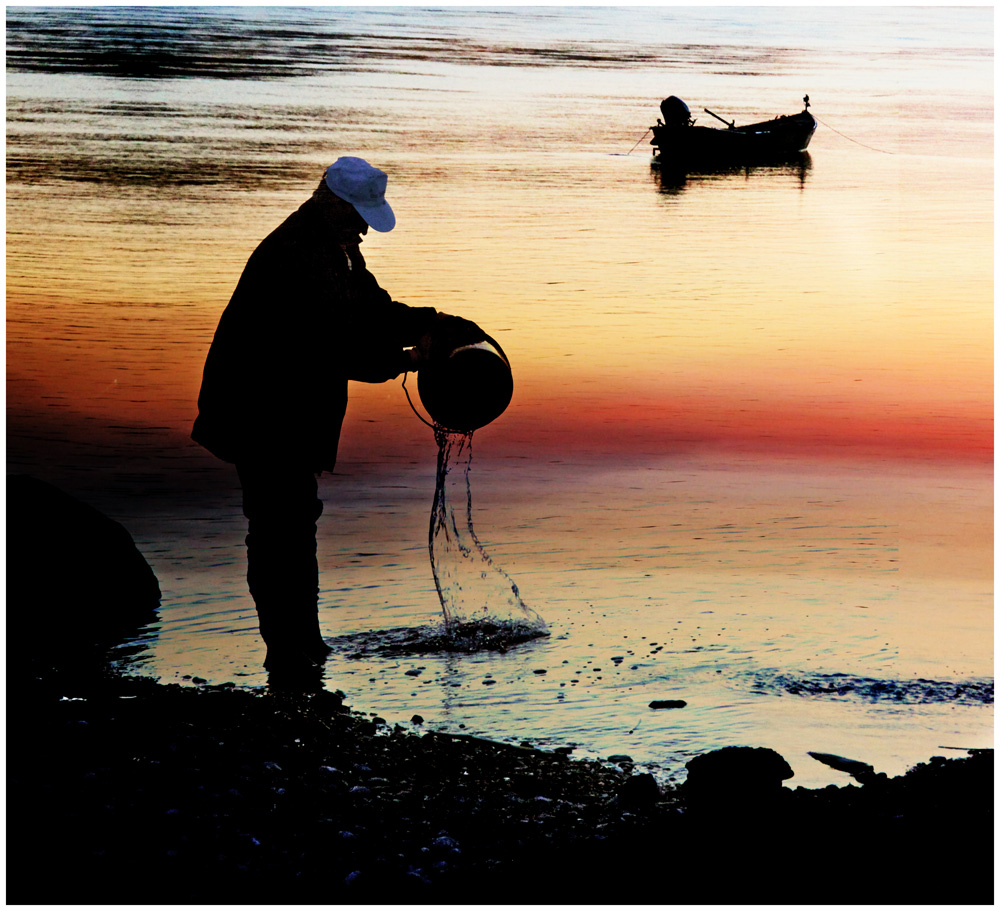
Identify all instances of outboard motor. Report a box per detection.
[659,95,691,127]
[417,317,513,433]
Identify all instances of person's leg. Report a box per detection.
[236,462,331,670]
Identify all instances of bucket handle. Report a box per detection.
[401,370,438,430]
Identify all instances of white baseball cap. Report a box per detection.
[323,157,396,232]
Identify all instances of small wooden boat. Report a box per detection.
[650,95,817,166]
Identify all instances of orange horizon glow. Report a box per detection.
[490,395,994,464]
[6,314,993,469]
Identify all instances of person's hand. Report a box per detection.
[415,312,481,366]
[416,331,434,362]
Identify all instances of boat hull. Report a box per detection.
[651,110,817,165]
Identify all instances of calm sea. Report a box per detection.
[6,6,993,788]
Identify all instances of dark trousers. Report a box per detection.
[236,462,327,664]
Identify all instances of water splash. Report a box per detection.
[325,620,548,658]
[429,428,546,640]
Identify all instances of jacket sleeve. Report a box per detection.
[339,267,438,383]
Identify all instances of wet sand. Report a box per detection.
[10,651,992,906]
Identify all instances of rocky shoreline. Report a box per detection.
[9,656,993,906]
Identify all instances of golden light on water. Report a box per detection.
[8,133,992,468]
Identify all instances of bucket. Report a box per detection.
[417,324,513,433]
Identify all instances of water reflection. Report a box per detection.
[652,152,812,194]
[6,99,323,189]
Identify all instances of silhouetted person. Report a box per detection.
[193,157,452,684]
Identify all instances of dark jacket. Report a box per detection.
[192,194,437,471]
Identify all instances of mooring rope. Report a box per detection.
[625,128,652,155]
[815,115,895,154]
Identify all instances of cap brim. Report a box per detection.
[354,201,395,233]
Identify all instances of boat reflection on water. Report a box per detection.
[651,151,813,194]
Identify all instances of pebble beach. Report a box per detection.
[9,651,992,906]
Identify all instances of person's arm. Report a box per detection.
[341,283,439,382]
[342,259,483,382]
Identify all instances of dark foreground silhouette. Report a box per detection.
[7,475,160,647]
[9,655,993,906]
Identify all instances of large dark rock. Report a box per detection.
[684,746,794,809]
[6,475,160,646]
[617,772,661,809]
